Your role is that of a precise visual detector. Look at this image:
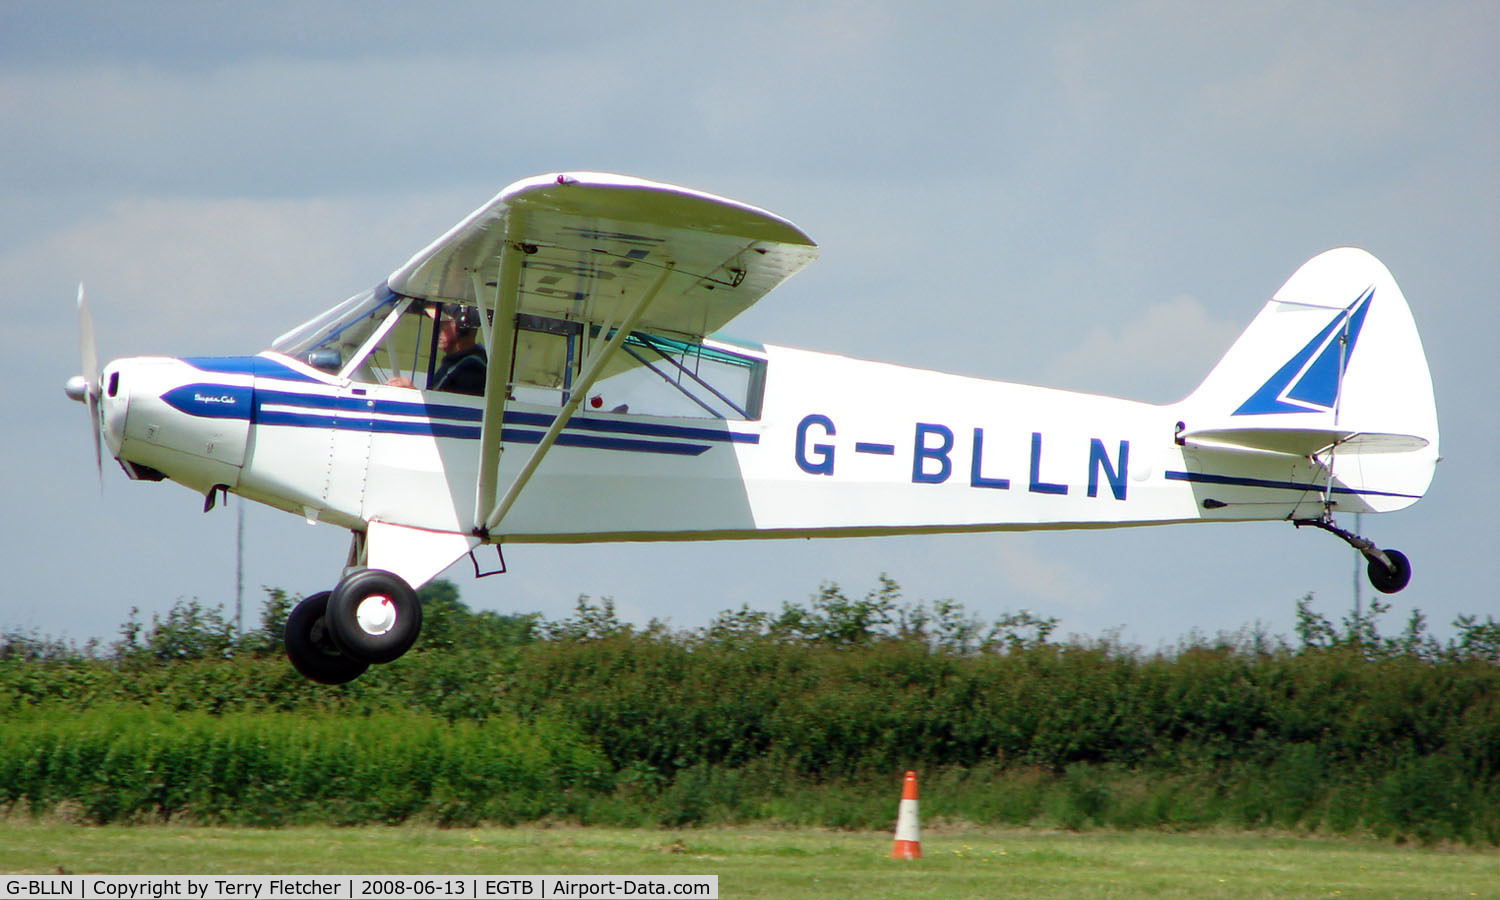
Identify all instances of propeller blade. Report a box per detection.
[76,283,103,484]
[78,284,98,393]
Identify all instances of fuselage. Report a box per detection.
[98,341,1380,546]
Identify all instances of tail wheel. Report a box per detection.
[1295,517,1416,595]
[284,591,369,684]
[324,568,422,664]
[1367,548,1412,594]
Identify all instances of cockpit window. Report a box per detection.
[272,288,487,393]
[274,290,765,417]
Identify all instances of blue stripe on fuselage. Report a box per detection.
[165,375,754,456]
[256,388,483,422]
[183,356,323,383]
[1164,469,1420,500]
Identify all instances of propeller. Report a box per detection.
[63,283,103,484]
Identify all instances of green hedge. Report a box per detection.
[2,585,1497,843]
[500,638,1500,777]
[0,708,608,826]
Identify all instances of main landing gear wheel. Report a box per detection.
[324,568,422,664]
[1367,548,1412,595]
[284,591,369,685]
[1293,516,1413,595]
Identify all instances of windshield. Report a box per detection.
[272,285,402,374]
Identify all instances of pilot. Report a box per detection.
[430,303,487,395]
[389,303,487,395]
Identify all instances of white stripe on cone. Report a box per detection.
[891,770,921,859]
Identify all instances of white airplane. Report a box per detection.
[65,172,1440,683]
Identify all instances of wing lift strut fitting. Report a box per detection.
[471,254,677,541]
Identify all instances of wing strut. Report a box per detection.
[476,260,677,538]
[472,239,524,530]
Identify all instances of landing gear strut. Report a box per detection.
[1294,515,1412,594]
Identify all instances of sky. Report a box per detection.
[3,1,1496,651]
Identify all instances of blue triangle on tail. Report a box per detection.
[1233,288,1374,416]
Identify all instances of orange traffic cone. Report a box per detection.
[890,770,921,859]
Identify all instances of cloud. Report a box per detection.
[1041,294,1242,402]
[2,189,476,362]
[986,536,1110,613]
[0,56,642,199]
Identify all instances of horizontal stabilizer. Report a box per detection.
[1180,426,1431,457]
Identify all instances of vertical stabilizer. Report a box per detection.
[1177,248,1438,511]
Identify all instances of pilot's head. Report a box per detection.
[431,302,481,352]
[441,302,482,336]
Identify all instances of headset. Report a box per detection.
[440,302,483,335]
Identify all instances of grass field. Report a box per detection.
[0,823,1495,899]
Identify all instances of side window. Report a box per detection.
[360,302,489,396]
[501,314,766,419]
[510,315,583,406]
[425,304,487,396]
[588,331,765,420]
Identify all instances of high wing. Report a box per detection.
[385,172,818,538]
[387,171,818,339]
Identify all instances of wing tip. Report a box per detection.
[503,171,817,246]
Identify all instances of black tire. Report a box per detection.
[1367,548,1412,594]
[324,568,422,664]
[284,591,369,685]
